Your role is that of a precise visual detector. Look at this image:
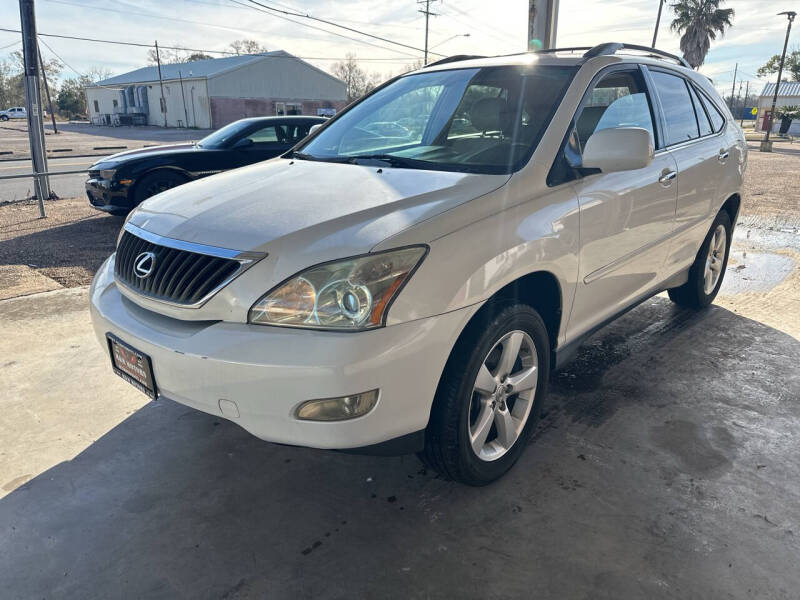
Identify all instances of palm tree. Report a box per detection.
[670,0,734,69]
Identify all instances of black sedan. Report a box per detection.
[86,115,325,215]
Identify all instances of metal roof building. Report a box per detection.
[755,81,800,134]
[85,51,347,129]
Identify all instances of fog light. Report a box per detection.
[295,389,379,421]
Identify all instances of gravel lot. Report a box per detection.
[0,120,212,159]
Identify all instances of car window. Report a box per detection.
[575,70,655,148]
[695,87,726,132]
[650,71,699,146]
[687,84,713,136]
[246,125,281,143]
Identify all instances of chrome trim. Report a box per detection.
[123,222,266,262]
[116,223,267,309]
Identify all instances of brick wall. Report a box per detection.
[209,97,347,128]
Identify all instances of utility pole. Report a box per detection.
[734,81,743,121]
[19,0,50,217]
[652,0,666,47]
[178,70,189,127]
[728,63,737,110]
[155,41,168,127]
[762,11,796,152]
[38,42,58,134]
[740,80,749,127]
[528,0,559,50]
[417,0,439,65]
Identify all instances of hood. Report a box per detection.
[128,158,509,259]
[93,143,198,165]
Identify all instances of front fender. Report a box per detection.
[381,177,580,348]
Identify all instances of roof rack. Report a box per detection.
[535,47,593,55]
[424,55,486,68]
[582,42,690,69]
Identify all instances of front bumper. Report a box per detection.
[86,178,133,213]
[90,256,478,451]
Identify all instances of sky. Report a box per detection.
[0,0,794,100]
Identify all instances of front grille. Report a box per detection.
[115,230,242,306]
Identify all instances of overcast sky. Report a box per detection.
[0,0,793,98]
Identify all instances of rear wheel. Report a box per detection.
[420,303,550,486]
[668,211,732,308]
[134,170,187,205]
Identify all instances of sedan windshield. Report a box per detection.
[297,64,575,174]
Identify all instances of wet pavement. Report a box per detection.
[1,270,799,598]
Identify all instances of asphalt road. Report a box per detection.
[0,156,96,203]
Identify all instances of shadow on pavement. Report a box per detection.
[1,299,799,599]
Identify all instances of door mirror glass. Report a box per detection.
[581,127,654,172]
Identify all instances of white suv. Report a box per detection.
[91,44,746,485]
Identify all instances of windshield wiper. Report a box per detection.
[287,150,351,163]
[346,154,430,169]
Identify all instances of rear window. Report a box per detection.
[650,70,699,146]
[695,87,726,132]
[687,84,713,137]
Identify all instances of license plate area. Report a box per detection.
[106,333,158,400]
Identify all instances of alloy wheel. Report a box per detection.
[703,224,727,294]
[468,330,538,462]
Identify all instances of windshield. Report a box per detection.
[196,120,252,149]
[297,65,575,174]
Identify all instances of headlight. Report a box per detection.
[249,246,427,330]
[100,169,117,180]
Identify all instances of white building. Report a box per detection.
[755,81,800,136]
[85,51,347,129]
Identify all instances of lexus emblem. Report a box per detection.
[134,251,156,278]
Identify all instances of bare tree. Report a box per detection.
[331,54,378,102]
[229,39,268,55]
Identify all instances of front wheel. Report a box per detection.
[0,115,8,121]
[133,170,188,205]
[420,304,550,486]
[668,211,732,308]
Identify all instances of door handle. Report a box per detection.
[658,170,677,185]
[718,150,730,162]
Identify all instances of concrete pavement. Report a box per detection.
[1,275,798,598]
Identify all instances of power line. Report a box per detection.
[241,0,443,57]
[227,0,419,58]
[0,27,419,63]
[38,36,84,78]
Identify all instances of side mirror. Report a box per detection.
[581,127,654,172]
[309,123,323,134]
[232,138,254,150]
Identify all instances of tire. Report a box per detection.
[133,170,187,205]
[0,115,8,121]
[420,303,550,486]
[668,210,732,308]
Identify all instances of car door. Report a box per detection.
[231,123,289,166]
[646,68,733,273]
[565,65,678,341]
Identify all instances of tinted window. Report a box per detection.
[696,87,726,132]
[687,84,713,136]
[247,125,280,143]
[575,70,655,148]
[650,71,699,145]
